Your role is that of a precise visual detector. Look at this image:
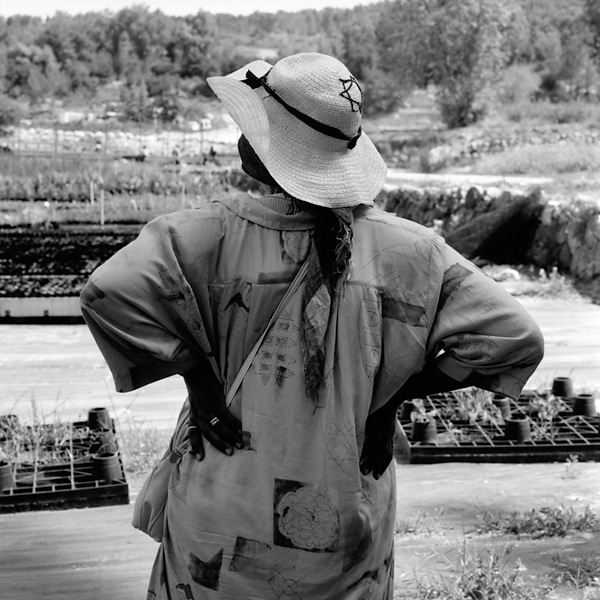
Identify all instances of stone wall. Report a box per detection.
[381,185,600,283]
[530,200,600,280]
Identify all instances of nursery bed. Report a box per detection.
[0,412,129,513]
[394,391,600,464]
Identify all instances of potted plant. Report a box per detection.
[410,400,438,444]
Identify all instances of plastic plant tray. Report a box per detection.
[394,392,600,464]
[0,418,129,513]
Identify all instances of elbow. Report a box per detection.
[525,320,545,370]
[80,278,107,311]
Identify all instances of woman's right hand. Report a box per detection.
[359,401,399,479]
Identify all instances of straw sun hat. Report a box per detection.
[207,52,387,208]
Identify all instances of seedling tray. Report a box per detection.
[0,458,129,513]
[394,392,600,464]
[0,417,129,512]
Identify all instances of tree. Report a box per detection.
[35,12,76,66]
[342,12,378,80]
[179,13,217,79]
[115,30,137,81]
[584,0,600,65]
[360,67,405,116]
[0,46,6,93]
[0,93,23,127]
[4,43,63,102]
[378,0,519,128]
[121,79,151,122]
[152,89,181,123]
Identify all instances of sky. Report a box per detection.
[0,0,381,18]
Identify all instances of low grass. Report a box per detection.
[398,545,546,600]
[115,413,171,476]
[562,454,583,480]
[477,505,600,539]
[550,552,600,591]
[502,100,600,126]
[398,541,600,599]
[395,509,449,536]
[474,142,600,176]
[482,264,581,300]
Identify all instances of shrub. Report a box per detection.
[496,64,541,105]
[437,85,487,130]
[361,67,406,117]
[0,94,24,129]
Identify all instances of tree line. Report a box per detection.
[0,0,599,129]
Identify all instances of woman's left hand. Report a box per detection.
[182,362,244,460]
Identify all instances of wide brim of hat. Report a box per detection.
[207,63,387,208]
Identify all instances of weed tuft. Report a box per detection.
[562,454,582,480]
[485,264,580,300]
[477,505,599,539]
[398,545,545,600]
[550,552,600,590]
[395,510,447,536]
[115,413,170,476]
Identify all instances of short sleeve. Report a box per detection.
[80,212,216,393]
[426,244,544,400]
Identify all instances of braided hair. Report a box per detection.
[238,135,354,400]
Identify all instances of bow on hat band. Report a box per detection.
[243,69,362,150]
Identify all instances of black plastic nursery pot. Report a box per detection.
[0,408,129,513]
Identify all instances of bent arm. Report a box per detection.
[80,212,216,393]
[361,241,545,478]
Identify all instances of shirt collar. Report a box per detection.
[214,193,317,231]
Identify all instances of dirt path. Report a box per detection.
[1,463,598,600]
[385,169,553,190]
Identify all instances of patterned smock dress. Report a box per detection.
[80,193,544,600]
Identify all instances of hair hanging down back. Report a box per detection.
[310,205,354,292]
[238,133,355,400]
[294,202,354,401]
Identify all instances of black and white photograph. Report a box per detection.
[1,1,599,598]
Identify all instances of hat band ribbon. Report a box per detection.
[244,70,362,149]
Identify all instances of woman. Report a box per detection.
[80,53,544,599]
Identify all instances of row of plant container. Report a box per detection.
[0,225,139,298]
[0,165,253,203]
[394,376,600,464]
[0,407,129,512]
[1,377,597,512]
